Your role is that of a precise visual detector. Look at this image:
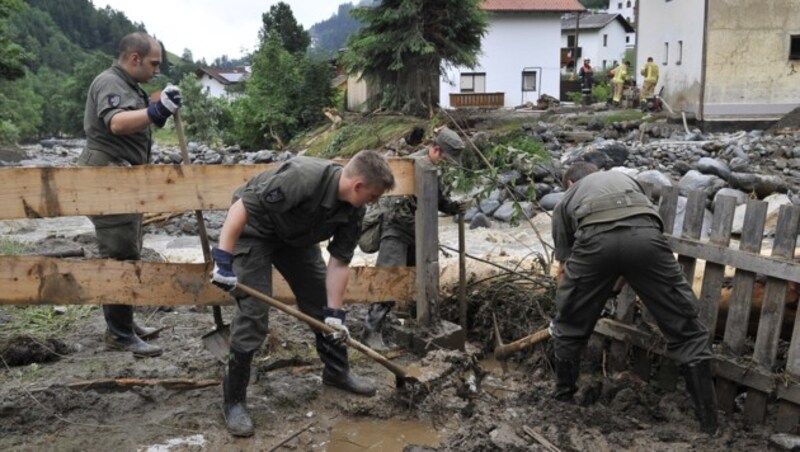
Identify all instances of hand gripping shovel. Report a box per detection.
[235,283,419,388]
[173,111,230,362]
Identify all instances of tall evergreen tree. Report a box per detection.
[258,1,311,54]
[343,0,487,114]
[0,0,28,80]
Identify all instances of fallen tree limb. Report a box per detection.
[143,212,181,226]
[440,244,552,287]
[267,421,314,452]
[522,425,561,452]
[56,378,220,392]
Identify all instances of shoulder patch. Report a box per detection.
[107,94,121,108]
[265,187,285,203]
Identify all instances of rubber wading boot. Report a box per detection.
[133,322,161,340]
[316,332,376,397]
[553,356,580,402]
[223,350,254,437]
[681,360,719,435]
[103,305,162,358]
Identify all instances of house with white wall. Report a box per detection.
[605,0,637,47]
[637,0,800,125]
[561,13,634,72]
[439,0,584,109]
[195,67,250,99]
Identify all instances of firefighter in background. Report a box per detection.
[640,57,660,102]
[608,61,630,106]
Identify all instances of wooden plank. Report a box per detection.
[776,403,800,434]
[0,159,416,220]
[698,195,736,340]
[746,206,800,423]
[608,284,637,373]
[414,158,439,325]
[0,256,415,306]
[718,200,768,413]
[658,185,680,235]
[677,190,705,282]
[666,237,800,283]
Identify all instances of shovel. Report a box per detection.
[492,312,551,360]
[235,283,419,388]
[173,111,231,362]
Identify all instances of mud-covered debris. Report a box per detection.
[0,336,70,366]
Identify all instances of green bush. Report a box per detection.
[592,82,610,103]
[567,91,583,104]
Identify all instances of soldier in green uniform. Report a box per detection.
[76,31,182,358]
[550,161,718,435]
[375,127,466,267]
[210,150,395,437]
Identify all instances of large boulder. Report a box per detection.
[732,193,792,236]
[695,157,731,180]
[678,170,725,198]
[635,170,673,198]
[493,201,534,222]
[539,192,565,211]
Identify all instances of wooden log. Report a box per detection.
[62,378,220,392]
[699,195,736,340]
[718,200,768,414]
[0,256,415,306]
[414,158,439,325]
[746,206,800,423]
[608,284,637,373]
[0,159,415,220]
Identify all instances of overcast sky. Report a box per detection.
[93,0,340,62]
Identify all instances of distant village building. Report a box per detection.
[605,0,637,47]
[637,0,800,124]
[439,0,585,109]
[561,13,634,71]
[195,67,250,99]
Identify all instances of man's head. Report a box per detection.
[624,61,631,67]
[339,150,396,207]
[429,127,465,164]
[584,58,591,65]
[117,32,162,83]
[562,161,599,189]
[647,57,654,63]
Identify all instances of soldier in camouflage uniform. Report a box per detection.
[550,161,718,435]
[76,32,182,358]
[209,150,395,437]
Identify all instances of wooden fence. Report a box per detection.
[449,92,505,108]
[592,185,800,432]
[0,158,443,324]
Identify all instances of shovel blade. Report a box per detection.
[202,325,231,363]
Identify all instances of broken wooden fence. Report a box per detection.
[593,185,800,433]
[0,159,443,324]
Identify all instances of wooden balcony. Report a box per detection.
[449,92,505,108]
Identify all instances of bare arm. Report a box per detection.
[325,255,350,310]
[217,199,248,253]
[109,109,154,135]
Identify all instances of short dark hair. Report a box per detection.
[562,161,599,188]
[119,31,157,61]
[345,150,396,191]
[647,57,654,62]
[624,60,631,66]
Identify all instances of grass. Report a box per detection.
[0,305,96,340]
[295,115,428,159]
[0,238,32,255]
[152,123,180,148]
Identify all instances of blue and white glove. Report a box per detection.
[323,307,350,345]
[210,247,237,291]
[147,84,182,128]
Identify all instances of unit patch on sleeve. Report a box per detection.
[107,94,121,108]
[265,187,285,203]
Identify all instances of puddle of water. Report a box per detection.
[327,419,439,451]
[139,434,205,452]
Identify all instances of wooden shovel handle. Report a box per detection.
[236,283,411,380]
[494,327,551,360]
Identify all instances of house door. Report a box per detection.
[521,69,540,105]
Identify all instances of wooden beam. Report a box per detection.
[0,159,415,220]
[414,158,439,326]
[0,256,415,306]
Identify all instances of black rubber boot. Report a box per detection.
[553,356,580,402]
[104,305,162,358]
[316,332,376,397]
[223,350,254,437]
[133,322,161,340]
[681,360,719,435]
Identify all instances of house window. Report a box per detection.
[522,71,537,92]
[567,34,575,48]
[603,34,608,47]
[460,73,486,93]
[791,35,800,60]
[603,60,607,69]
[663,42,669,65]
[618,2,622,9]
[626,36,630,44]
[677,40,683,65]
[626,1,631,6]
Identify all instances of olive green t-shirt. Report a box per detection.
[235,157,364,264]
[83,64,151,165]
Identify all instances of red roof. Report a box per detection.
[482,0,585,12]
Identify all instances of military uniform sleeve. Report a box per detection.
[92,75,143,128]
[327,208,364,264]
[239,163,306,217]
[552,196,575,262]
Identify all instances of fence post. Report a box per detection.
[414,158,439,326]
[698,195,736,341]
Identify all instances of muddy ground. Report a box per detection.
[0,232,782,452]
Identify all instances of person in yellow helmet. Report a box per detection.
[608,61,630,106]
[640,57,660,102]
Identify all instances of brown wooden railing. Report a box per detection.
[449,92,505,108]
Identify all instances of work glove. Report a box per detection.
[455,201,468,215]
[210,247,237,291]
[147,84,182,128]
[323,307,350,345]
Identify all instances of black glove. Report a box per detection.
[210,247,237,291]
[323,307,350,345]
[147,84,182,128]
